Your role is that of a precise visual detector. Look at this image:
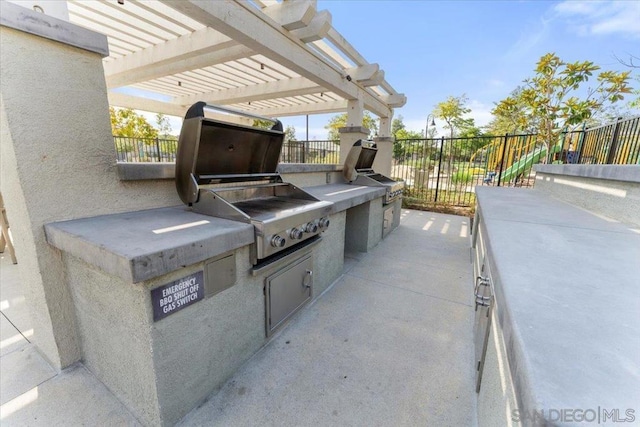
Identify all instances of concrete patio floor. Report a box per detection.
[1,210,476,426]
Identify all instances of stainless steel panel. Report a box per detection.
[204,253,236,297]
[175,102,284,205]
[265,254,313,336]
[474,257,493,393]
[383,206,394,238]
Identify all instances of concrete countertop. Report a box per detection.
[306,184,386,213]
[534,164,640,183]
[475,187,640,419]
[44,184,385,283]
[45,207,254,283]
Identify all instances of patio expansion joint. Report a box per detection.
[344,270,473,308]
[1,311,31,344]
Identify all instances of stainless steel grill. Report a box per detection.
[175,102,332,265]
[343,139,404,204]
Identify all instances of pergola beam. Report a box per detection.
[164,0,392,118]
[108,92,187,117]
[381,93,407,108]
[173,76,323,106]
[290,10,331,43]
[103,27,252,88]
[262,0,317,31]
[246,100,347,117]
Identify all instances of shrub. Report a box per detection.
[451,170,473,184]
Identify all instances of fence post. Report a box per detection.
[575,123,586,164]
[302,141,307,163]
[434,136,445,203]
[155,138,161,162]
[496,133,508,187]
[606,117,623,164]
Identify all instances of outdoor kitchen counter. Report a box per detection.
[45,206,254,283]
[305,183,386,213]
[44,185,386,283]
[474,187,640,424]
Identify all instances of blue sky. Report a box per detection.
[153,1,639,139]
[284,0,640,139]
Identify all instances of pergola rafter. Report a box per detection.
[67,0,405,129]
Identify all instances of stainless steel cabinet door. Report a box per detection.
[265,254,313,336]
[474,258,493,392]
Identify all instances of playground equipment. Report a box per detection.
[470,134,570,184]
[470,134,540,181]
[499,143,562,183]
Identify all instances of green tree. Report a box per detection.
[433,95,473,176]
[284,125,297,142]
[488,87,537,135]
[519,53,632,161]
[325,111,378,141]
[391,115,424,161]
[613,53,640,110]
[110,107,158,139]
[457,120,488,159]
[155,113,173,138]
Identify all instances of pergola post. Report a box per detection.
[339,98,369,163]
[373,114,394,177]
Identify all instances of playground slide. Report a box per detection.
[499,142,563,182]
[499,147,547,183]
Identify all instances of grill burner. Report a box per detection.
[175,102,332,264]
[343,139,404,204]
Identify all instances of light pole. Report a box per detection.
[425,114,436,139]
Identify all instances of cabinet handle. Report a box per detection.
[302,270,313,288]
[474,275,489,295]
[475,296,491,307]
[474,276,491,309]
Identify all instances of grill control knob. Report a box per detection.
[289,228,303,240]
[270,235,286,248]
[318,217,330,229]
[304,222,318,233]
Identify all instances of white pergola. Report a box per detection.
[62,0,406,134]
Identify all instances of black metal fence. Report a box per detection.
[114,136,178,162]
[114,136,340,164]
[393,116,640,207]
[392,134,541,207]
[114,116,638,207]
[279,140,340,164]
[565,116,640,165]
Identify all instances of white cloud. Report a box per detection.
[467,100,494,128]
[399,100,494,138]
[504,16,552,60]
[554,1,640,39]
[293,126,329,140]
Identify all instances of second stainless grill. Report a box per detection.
[342,139,404,204]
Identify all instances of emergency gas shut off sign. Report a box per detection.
[151,271,204,321]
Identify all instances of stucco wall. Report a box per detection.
[533,165,640,227]
[313,211,346,296]
[64,255,161,426]
[344,199,383,253]
[0,27,180,368]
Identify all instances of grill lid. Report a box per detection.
[175,102,284,205]
[342,139,378,182]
